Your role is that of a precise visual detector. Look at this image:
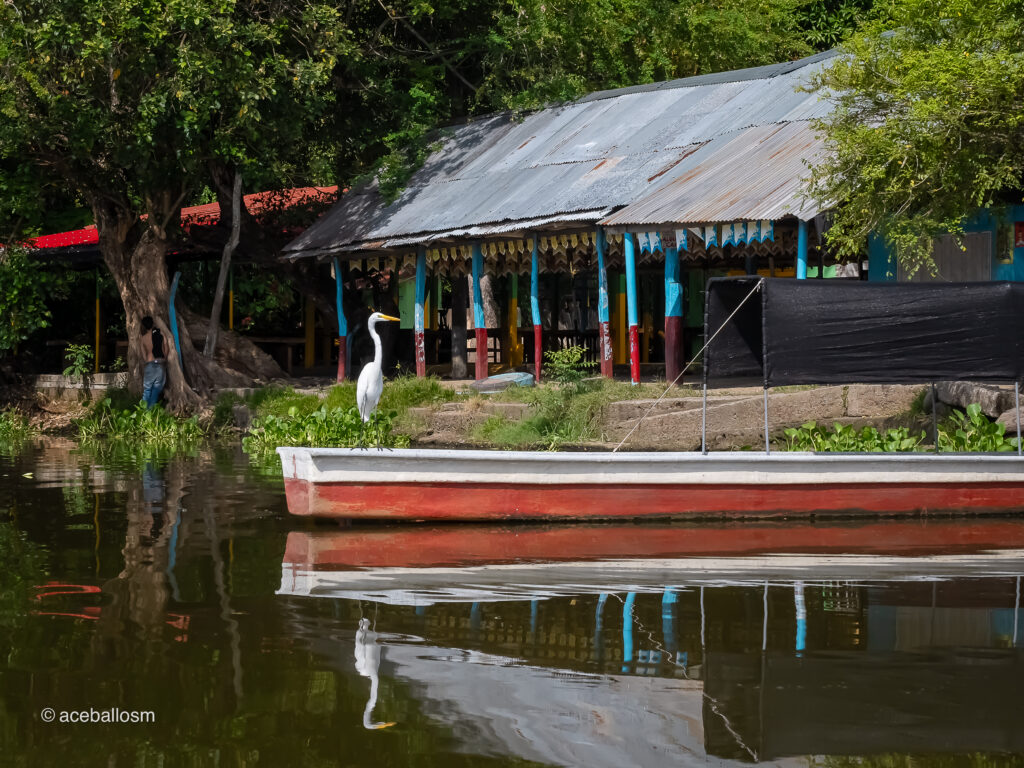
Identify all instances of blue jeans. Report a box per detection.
[142,361,166,408]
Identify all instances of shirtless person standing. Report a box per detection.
[140,316,167,408]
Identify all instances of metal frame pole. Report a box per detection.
[762,280,770,454]
[932,382,939,453]
[1016,380,1021,456]
[702,276,711,455]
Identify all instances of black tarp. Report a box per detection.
[705,277,1024,385]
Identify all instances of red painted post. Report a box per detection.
[534,324,543,382]
[664,316,682,381]
[336,336,347,382]
[624,233,640,385]
[629,325,640,384]
[476,328,489,381]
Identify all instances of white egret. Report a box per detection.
[354,618,396,730]
[356,312,401,439]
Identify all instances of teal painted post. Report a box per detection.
[624,233,640,384]
[472,243,487,380]
[664,246,683,382]
[596,228,613,378]
[797,220,809,280]
[333,257,348,381]
[531,235,542,382]
[415,246,427,378]
[168,271,182,370]
[622,592,636,672]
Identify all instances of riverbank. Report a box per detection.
[5,376,1022,457]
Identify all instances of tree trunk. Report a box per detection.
[93,196,285,413]
[204,170,242,358]
[450,275,468,379]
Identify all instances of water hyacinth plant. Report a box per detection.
[783,422,926,452]
[241,406,410,456]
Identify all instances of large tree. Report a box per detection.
[0,0,351,409]
[808,0,1024,274]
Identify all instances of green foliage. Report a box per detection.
[808,0,1024,274]
[475,0,813,111]
[783,421,926,451]
[0,410,35,456]
[543,346,597,388]
[76,399,204,443]
[104,356,127,373]
[0,247,60,352]
[783,406,1022,452]
[62,343,94,380]
[242,406,410,455]
[938,403,1021,452]
[798,0,875,49]
[475,379,613,449]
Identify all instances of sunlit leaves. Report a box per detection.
[808,0,1024,273]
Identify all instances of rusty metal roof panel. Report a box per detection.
[601,122,828,226]
[285,51,839,257]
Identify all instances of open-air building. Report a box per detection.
[285,43,1024,384]
[284,50,842,384]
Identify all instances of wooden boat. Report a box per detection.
[278,446,1024,521]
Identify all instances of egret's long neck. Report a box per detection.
[368,319,383,366]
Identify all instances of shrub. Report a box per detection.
[543,346,596,388]
[62,343,93,381]
[241,405,410,455]
[937,403,1020,452]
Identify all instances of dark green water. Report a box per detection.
[2,440,1024,768]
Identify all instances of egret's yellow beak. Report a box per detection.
[378,314,401,322]
[372,721,397,729]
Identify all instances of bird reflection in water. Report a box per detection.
[354,618,396,730]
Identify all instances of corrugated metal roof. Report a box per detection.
[601,122,827,226]
[285,51,838,258]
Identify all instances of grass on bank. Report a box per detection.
[475,378,702,449]
[227,375,459,456]
[76,396,205,443]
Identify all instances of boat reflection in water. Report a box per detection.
[279,519,1024,767]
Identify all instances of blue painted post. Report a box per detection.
[795,581,807,653]
[624,234,640,384]
[797,220,809,280]
[530,599,539,636]
[662,589,678,658]
[594,593,608,663]
[472,243,487,380]
[622,592,636,672]
[168,271,182,372]
[596,229,613,378]
[333,257,348,381]
[470,601,482,632]
[664,246,683,382]
[415,246,427,378]
[530,235,542,382]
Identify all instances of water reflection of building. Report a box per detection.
[282,554,1024,766]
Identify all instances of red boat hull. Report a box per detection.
[282,518,1024,569]
[284,478,1024,521]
